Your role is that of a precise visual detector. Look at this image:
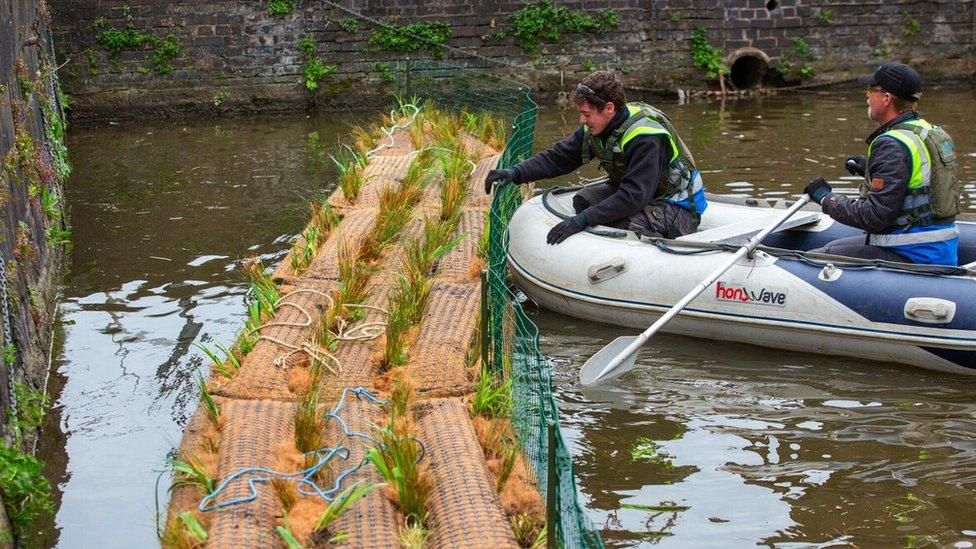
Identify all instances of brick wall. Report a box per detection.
[1,0,68,446]
[48,0,976,118]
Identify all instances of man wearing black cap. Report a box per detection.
[804,62,960,265]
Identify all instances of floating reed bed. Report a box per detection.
[166,100,536,548]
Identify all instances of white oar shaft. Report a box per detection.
[591,195,812,382]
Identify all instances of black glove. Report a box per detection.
[484,168,519,194]
[546,214,587,245]
[804,177,832,205]
[844,155,867,177]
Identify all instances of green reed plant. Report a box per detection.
[314,481,381,542]
[366,420,431,527]
[428,109,460,145]
[331,147,369,201]
[399,523,430,549]
[363,186,413,260]
[380,286,413,371]
[214,342,241,371]
[271,477,297,512]
[196,343,233,379]
[349,125,376,156]
[178,512,207,542]
[241,257,277,297]
[251,279,280,317]
[275,520,303,549]
[336,239,372,306]
[389,368,414,419]
[294,389,325,453]
[290,225,320,273]
[395,273,431,328]
[439,147,472,221]
[408,119,426,149]
[496,437,520,491]
[309,199,341,235]
[471,367,512,418]
[197,374,220,425]
[169,455,216,494]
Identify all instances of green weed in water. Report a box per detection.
[630,436,675,468]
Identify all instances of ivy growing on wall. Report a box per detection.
[266,0,294,16]
[689,28,728,80]
[368,21,451,56]
[503,1,618,54]
[297,38,337,91]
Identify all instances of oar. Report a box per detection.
[579,195,813,387]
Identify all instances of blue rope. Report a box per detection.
[197,387,386,512]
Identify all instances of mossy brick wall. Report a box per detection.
[47,0,975,117]
[0,0,68,443]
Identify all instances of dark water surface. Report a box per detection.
[36,90,976,547]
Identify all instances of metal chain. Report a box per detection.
[0,249,16,414]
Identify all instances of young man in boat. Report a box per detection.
[483,70,707,245]
[804,62,960,266]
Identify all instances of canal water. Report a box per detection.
[36,89,976,547]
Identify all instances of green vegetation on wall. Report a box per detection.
[689,28,728,80]
[95,26,154,54]
[775,36,815,82]
[503,1,618,54]
[266,0,294,16]
[368,21,451,55]
[153,34,181,74]
[1,382,53,543]
[297,38,338,92]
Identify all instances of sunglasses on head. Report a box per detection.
[576,83,607,102]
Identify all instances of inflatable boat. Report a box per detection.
[507,185,976,376]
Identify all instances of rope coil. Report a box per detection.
[197,387,391,511]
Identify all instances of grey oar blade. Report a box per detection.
[579,336,641,386]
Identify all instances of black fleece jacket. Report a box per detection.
[510,108,673,227]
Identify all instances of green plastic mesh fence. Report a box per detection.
[395,59,603,549]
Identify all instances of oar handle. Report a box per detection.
[593,195,813,381]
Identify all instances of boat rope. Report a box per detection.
[247,288,387,371]
[365,102,420,159]
[198,387,383,510]
[196,386,426,511]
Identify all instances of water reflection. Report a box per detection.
[538,306,976,547]
[38,114,354,548]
